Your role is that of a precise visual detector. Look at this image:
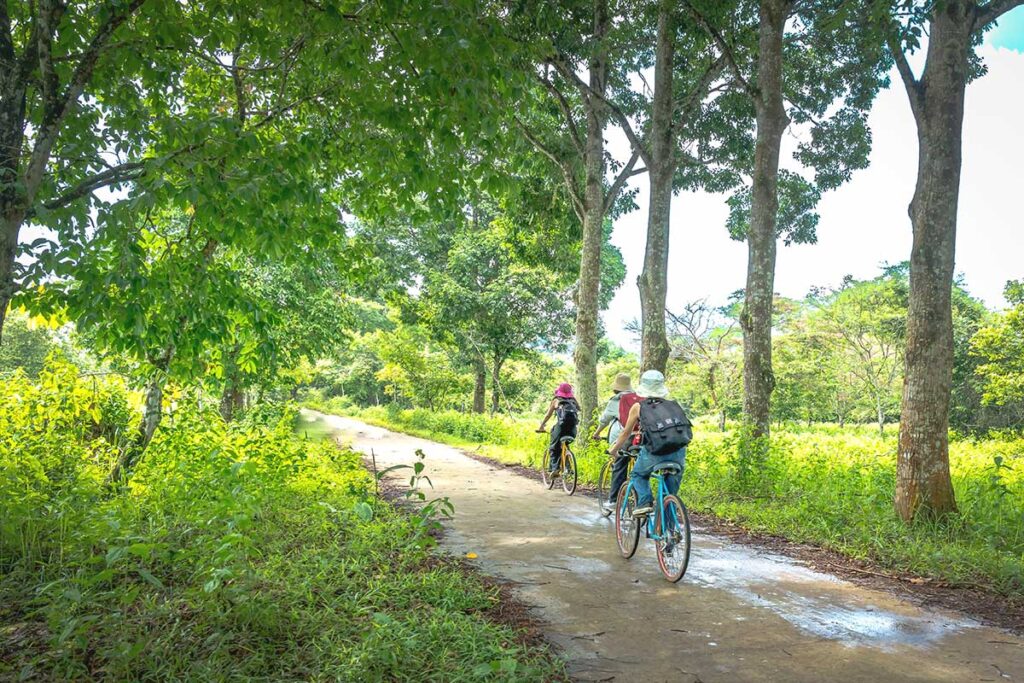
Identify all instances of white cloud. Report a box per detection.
[602,46,1024,351]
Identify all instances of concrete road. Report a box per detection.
[301,410,1024,682]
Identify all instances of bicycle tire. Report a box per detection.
[597,459,613,517]
[615,484,641,559]
[561,449,578,495]
[655,494,692,583]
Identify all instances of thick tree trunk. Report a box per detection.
[573,0,610,437]
[638,3,675,374]
[0,72,28,344]
[490,356,505,414]
[740,0,789,440]
[473,361,486,414]
[219,345,244,422]
[895,3,972,520]
[0,217,18,341]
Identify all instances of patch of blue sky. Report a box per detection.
[986,6,1024,52]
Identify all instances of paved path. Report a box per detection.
[300,410,1024,682]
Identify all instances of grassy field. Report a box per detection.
[1,364,563,682]
[306,398,1024,599]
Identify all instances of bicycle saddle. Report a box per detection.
[651,462,682,474]
[559,436,575,443]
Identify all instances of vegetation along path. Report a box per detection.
[301,410,1024,682]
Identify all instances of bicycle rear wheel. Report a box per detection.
[615,484,641,559]
[561,449,577,495]
[655,495,692,583]
[597,460,613,517]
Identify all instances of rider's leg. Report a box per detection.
[663,446,687,497]
[608,454,630,503]
[547,424,563,471]
[628,447,657,511]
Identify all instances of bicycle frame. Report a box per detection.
[621,468,679,543]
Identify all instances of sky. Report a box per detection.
[602,12,1024,351]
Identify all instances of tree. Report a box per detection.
[972,281,1024,408]
[419,215,572,414]
[687,0,887,445]
[513,0,644,434]
[666,300,742,431]
[0,310,55,377]
[882,0,1024,520]
[812,276,906,435]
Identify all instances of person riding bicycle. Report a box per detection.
[537,383,580,476]
[608,370,691,518]
[592,373,636,511]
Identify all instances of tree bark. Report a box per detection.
[472,360,486,414]
[740,0,789,440]
[573,0,610,437]
[107,375,164,485]
[894,2,975,520]
[490,355,505,414]
[219,344,244,422]
[638,2,675,374]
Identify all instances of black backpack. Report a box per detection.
[639,398,692,455]
[556,399,579,430]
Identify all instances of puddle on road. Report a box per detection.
[688,537,972,650]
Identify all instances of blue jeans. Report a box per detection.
[630,446,686,508]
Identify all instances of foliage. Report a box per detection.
[0,311,58,378]
[972,280,1024,407]
[0,360,560,681]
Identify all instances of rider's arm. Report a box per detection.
[592,399,617,439]
[537,399,556,431]
[609,402,641,454]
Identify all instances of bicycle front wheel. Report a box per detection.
[561,449,577,495]
[597,460,613,517]
[541,460,556,489]
[615,485,641,559]
[655,495,692,583]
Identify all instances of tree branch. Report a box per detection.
[603,147,641,215]
[537,72,584,155]
[682,0,756,99]
[887,34,922,119]
[513,116,584,222]
[24,161,146,219]
[547,54,651,167]
[675,54,728,119]
[975,0,1024,31]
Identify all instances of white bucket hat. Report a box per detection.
[637,369,669,398]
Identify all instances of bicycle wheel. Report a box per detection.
[655,494,692,583]
[561,449,578,495]
[541,448,556,489]
[597,460,613,517]
[615,484,641,559]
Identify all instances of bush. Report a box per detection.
[1,361,560,681]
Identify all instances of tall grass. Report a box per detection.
[311,400,1024,597]
[1,362,561,681]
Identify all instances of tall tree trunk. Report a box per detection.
[877,396,885,437]
[490,356,505,414]
[740,0,789,441]
[0,217,17,341]
[473,360,486,414]
[0,72,28,344]
[573,0,610,437]
[894,3,974,520]
[219,344,244,422]
[638,2,675,374]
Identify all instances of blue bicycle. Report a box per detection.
[614,458,692,582]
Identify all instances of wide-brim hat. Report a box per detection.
[555,382,574,399]
[612,373,632,392]
[637,370,669,399]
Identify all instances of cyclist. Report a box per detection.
[537,383,580,476]
[592,373,636,511]
[608,369,691,518]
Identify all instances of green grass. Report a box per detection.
[306,399,1024,599]
[1,363,562,682]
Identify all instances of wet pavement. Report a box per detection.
[301,410,1024,682]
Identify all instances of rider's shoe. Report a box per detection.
[548,469,560,479]
[601,498,615,512]
[632,504,653,518]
